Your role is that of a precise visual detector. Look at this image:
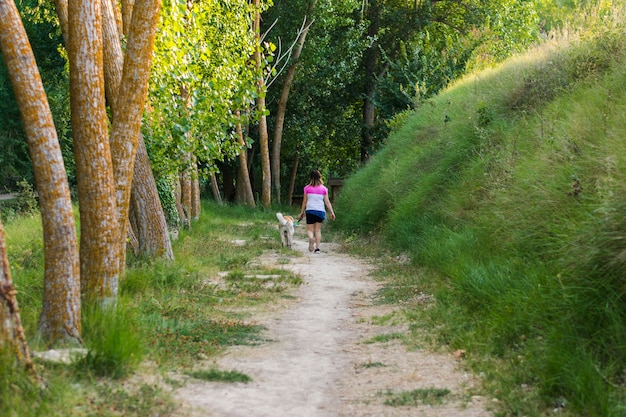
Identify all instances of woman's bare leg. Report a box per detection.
[306,223,315,251]
[314,222,322,250]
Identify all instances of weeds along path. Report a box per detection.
[173,230,492,417]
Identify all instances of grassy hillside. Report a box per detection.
[335,6,626,416]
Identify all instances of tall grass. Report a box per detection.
[336,4,626,415]
[3,201,301,415]
[77,301,144,379]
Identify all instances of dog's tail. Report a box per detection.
[276,212,287,225]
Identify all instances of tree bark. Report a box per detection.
[68,0,120,306]
[361,0,381,163]
[129,137,174,259]
[271,4,315,204]
[0,220,35,372]
[102,0,172,261]
[190,156,200,220]
[0,0,82,345]
[235,112,255,206]
[174,175,186,227]
[53,0,69,46]
[287,147,300,206]
[108,0,161,271]
[179,161,192,228]
[102,0,124,113]
[254,0,271,208]
[209,172,222,205]
[121,0,135,38]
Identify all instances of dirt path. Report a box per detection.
[173,232,493,417]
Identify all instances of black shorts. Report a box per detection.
[306,211,325,224]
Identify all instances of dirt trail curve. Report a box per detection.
[173,232,492,417]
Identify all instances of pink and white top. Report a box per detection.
[304,185,328,212]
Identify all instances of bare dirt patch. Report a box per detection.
[173,230,493,417]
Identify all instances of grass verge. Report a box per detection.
[4,201,303,416]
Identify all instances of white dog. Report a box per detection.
[276,213,295,249]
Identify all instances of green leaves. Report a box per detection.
[148,0,265,177]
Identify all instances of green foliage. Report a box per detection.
[264,0,366,183]
[336,4,626,415]
[148,0,267,179]
[155,175,180,228]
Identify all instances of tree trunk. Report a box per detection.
[127,220,139,256]
[0,221,35,373]
[235,112,255,206]
[271,4,315,204]
[0,0,82,345]
[68,0,120,306]
[129,137,174,259]
[101,0,124,113]
[174,176,186,227]
[53,0,69,46]
[287,147,300,206]
[209,172,222,205]
[254,0,271,208]
[179,159,192,228]
[190,156,200,220]
[108,0,161,272]
[361,0,381,163]
[102,0,172,262]
[121,0,135,37]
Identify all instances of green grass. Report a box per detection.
[187,368,252,383]
[335,4,626,416]
[76,302,144,379]
[363,332,403,344]
[3,201,303,415]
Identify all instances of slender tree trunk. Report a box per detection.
[53,0,69,46]
[190,156,200,220]
[174,176,186,227]
[361,0,381,163]
[68,0,119,305]
[127,220,139,256]
[0,0,82,345]
[209,172,222,205]
[121,0,135,37]
[254,0,271,208]
[179,160,192,228]
[235,111,255,206]
[271,5,315,204]
[287,147,300,206]
[0,221,35,374]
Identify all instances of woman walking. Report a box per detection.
[299,170,336,253]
